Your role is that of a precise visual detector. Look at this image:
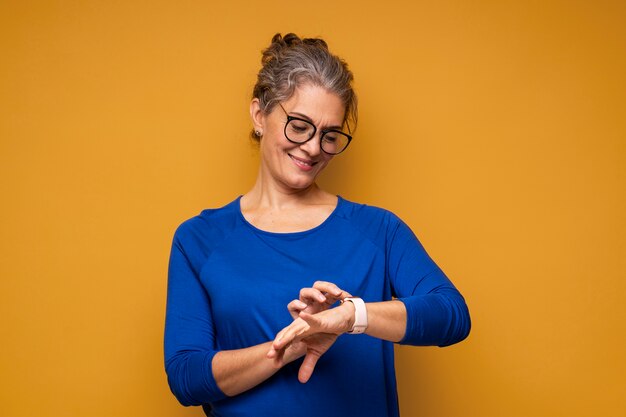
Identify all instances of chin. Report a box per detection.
[282,173,319,190]
[285,178,316,191]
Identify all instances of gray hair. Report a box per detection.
[251,33,358,141]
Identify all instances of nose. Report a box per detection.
[298,132,322,157]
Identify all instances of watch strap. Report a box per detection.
[342,297,368,334]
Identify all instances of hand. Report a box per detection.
[287,281,352,320]
[267,302,356,383]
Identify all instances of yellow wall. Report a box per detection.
[1,1,624,416]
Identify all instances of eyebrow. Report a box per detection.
[289,111,344,131]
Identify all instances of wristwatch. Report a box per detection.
[341,297,368,334]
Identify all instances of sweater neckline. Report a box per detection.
[235,195,344,237]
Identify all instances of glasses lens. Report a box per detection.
[321,131,351,154]
[285,119,315,143]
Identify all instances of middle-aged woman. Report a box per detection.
[164,33,471,417]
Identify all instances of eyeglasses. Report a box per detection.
[278,103,352,155]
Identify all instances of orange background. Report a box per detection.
[1,1,625,416]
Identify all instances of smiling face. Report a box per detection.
[251,83,346,192]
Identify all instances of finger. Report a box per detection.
[287,299,307,319]
[299,288,326,304]
[312,281,353,304]
[273,346,286,367]
[267,339,288,363]
[288,299,308,311]
[267,345,278,359]
[298,351,322,383]
[272,320,309,350]
[312,281,343,298]
[267,346,287,368]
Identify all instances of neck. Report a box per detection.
[243,167,330,210]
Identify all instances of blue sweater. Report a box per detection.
[164,196,470,417]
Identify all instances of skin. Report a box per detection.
[211,83,408,396]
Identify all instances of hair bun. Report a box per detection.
[263,33,329,65]
[280,33,301,47]
[270,33,328,51]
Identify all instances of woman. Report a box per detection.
[164,33,471,417]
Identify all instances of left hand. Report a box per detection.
[267,302,356,383]
[287,281,352,320]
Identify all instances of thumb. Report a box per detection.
[298,351,321,383]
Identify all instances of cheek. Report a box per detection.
[260,133,287,153]
[268,132,292,151]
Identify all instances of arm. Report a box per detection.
[212,342,304,396]
[164,233,303,404]
[388,217,471,346]
[361,300,407,342]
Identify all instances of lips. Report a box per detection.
[288,154,317,171]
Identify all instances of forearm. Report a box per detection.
[362,300,407,342]
[398,291,471,346]
[351,296,469,345]
[213,341,303,396]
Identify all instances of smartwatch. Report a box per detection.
[342,297,368,334]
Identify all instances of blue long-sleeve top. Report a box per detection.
[164,196,470,417]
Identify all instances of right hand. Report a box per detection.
[287,281,352,319]
[268,300,357,383]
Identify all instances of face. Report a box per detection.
[251,83,346,192]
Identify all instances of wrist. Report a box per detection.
[280,340,306,366]
[341,297,368,334]
[338,299,356,333]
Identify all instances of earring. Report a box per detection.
[255,130,262,137]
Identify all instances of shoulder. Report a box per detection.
[337,196,403,226]
[172,197,241,248]
[335,196,406,244]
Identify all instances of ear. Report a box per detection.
[250,98,265,136]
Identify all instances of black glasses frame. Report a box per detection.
[277,103,352,155]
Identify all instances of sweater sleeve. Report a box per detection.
[163,228,227,406]
[386,216,471,347]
